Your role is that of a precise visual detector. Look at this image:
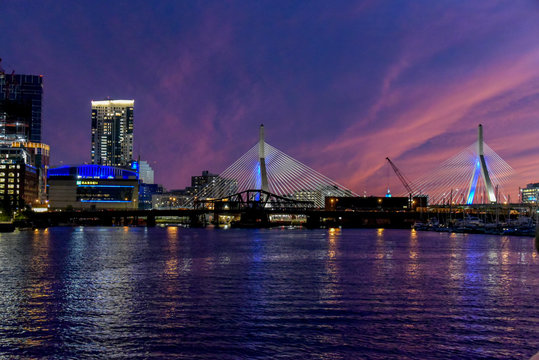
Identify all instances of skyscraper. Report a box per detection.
[0,73,43,143]
[91,99,134,167]
[0,69,48,207]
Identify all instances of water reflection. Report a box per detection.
[407,229,419,278]
[22,229,53,349]
[322,228,340,303]
[0,228,537,359]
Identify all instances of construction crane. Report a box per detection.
[386,157,414,195]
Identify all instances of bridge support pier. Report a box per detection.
[101,216,113,226]
[236,209,269,228]
[190,214,205,228]
[147,214,156,227]
[306,215,321,229]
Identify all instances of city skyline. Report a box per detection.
[2,1,539,198]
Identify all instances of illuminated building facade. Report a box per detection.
[91,100,134,167]
[152,191,190,209]
[191,170,218,191]
[139,183,163,209]
[521,183,539,204]
[48,165,139,209]
[11,141,49,203]
[0,72,49,207]
[0,148,38,209]
[325,196,426,211]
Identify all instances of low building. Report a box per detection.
[139,183,163,209]
[521,183,539,204]
[325,196,426,211]
[48,164,139,210]
[152,190,190,209]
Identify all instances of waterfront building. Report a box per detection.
[48,164,139,210]
[294,186,354,208]
[521,183,539,204]
[91,99,134,167]
[0,71,49,207]
[139,183,163,209]
[11,141,50,203]
[0,147,38,210]
[293,189,322,205]
[325,196,426,211]
[139,160,154,184]
[0,73,43,143]
[152,190,190,209]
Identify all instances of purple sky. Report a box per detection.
[2,0,539,197]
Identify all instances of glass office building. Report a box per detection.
[0,73,43,143]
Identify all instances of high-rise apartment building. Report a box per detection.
[0,73,43,143]
[91,99,134,167]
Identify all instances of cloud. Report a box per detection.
[2,0,538,199]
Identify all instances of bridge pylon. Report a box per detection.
[259,124,269,192]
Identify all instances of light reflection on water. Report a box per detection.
[0,227,537,359]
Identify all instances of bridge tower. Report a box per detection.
[258,124,269,192]
[466,124,496,204]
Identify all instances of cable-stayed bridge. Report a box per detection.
[190,125,356,208]
[398,125,514,205]
[191,123,511,208]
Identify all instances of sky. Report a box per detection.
[2,0,539,198]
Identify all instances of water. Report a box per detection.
[0,227,537,359]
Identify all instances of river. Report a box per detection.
[0,227,537,359]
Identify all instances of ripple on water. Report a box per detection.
[0,228,537,359]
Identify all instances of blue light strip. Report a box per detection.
[466,160,481,205]
[255,162,261,190]
[80,200,132,203]
[77,185,134,188]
